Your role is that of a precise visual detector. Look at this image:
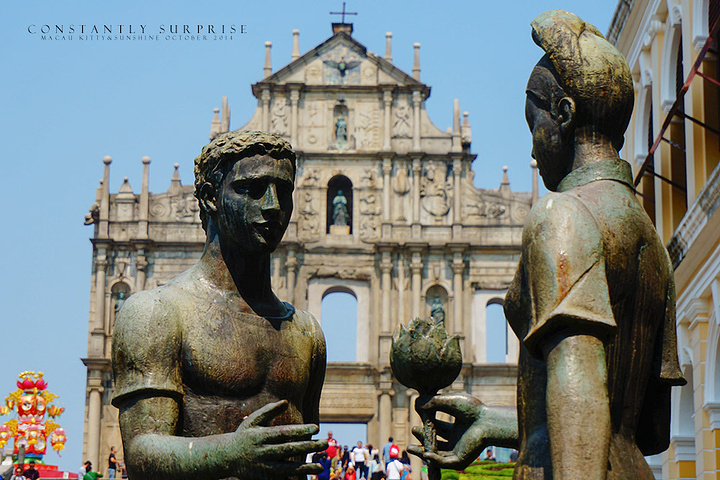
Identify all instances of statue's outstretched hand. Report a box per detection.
[231,400,327,479]
[409,393,517,471]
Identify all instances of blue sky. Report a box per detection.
[0,0,616,472]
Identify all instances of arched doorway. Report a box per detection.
[321,288,358,362]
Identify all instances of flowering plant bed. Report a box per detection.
[441,461,515,479]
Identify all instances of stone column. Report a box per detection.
[407,391,422,476]
[261,90,271,132]
[410,250,423,319]
[138,156,150,239]
[397,253,406,329]
[86,374,104,469]
[383,89,393,150]
[412,158,421,224]
[380,250,393,363]
[451,252,464,338]
[452,158,462,224]
[290,87,300,147]
[91,258,108,357]
[285,249,298,306]
[412,91,421,151]
[99,156,111,239]
[272,254,282,294]
[263,41,272,78]
[378,387,394,454]
[382,158,392,222]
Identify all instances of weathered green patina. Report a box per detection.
[112,131,327,480]
[409,11,686,480]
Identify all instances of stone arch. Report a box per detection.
[471,290,507,364]
[634,81,654,167]
[661,15,684,111]
[660,18,689,230]
[327,175,353,234]
[704,317,720,406]
[692,0,711,51]
[486,299,507,364]
[671,364,696,462]
[307,277,370,362]
[321,287,358,362]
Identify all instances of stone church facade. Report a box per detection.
[81,22,535,472]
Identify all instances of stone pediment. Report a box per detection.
[252,32,427,93]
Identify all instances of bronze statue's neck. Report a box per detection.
[196,221,289,319]
[569,130,619,171]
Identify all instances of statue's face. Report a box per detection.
[216,154,294,254]
[525,61,573,191]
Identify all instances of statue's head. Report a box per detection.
[194,130,296,254]
[526,10,633,190]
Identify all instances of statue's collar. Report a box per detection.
[263,302,296,321]
[557,158,633,192]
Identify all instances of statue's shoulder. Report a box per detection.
[113,274,195,337]
[525,191,597,234]
[292,308,322,334]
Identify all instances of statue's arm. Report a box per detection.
[542,332,610,479]
[525,196,614,479]
[410,394,518,470]
[118,395,323,480]
[302,312,327,425]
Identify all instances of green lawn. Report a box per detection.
[441,461,515,480]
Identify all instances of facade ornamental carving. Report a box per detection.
[393,164,410,195]
[308,265,372,281]
[271,97,289,136]
[361,168,378,189]
[393,99,412,138]
[298,190,320,242]
[421,161,452,217]
[354,109,379,150]
[322,45,362,85]
[358,193,381,241]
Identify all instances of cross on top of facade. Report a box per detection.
[330,2,357,24]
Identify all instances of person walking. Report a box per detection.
[107,446,119,478]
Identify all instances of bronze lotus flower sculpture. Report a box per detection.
[391,317,462,480]
[391,317,462,394]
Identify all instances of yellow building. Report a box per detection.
[610,0,720,478]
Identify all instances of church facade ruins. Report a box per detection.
[81,21,537,469]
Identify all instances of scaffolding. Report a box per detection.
[634,9,720,191]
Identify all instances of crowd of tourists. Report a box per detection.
[308,434,414,480]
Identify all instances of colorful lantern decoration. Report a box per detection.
[0,372,67,462]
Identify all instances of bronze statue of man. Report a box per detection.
[111,131,327,480]
[410,11,685,479]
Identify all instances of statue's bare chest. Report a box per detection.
[180,304,314,402]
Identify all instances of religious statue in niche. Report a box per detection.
[430,297,445,324]
[409,12,686,480]
[420,162,451,217]
[335,117,347,144]
[393,101,412,138]
[112,131,327,480]
[332,190,350,226]
[114,292,127,317]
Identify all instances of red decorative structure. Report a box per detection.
[0,372,72,478]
